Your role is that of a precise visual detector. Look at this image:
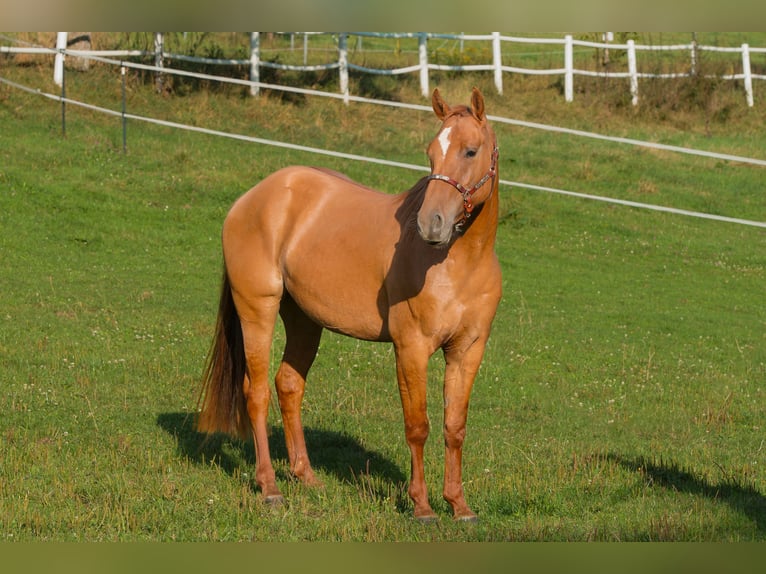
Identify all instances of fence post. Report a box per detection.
[121,65,127,152]
[60,48,66,137]
[53,32,68,86]
[154,32,164,93]
[627,39,638,106]
[742,43,754,107]
[564,35,573,102]
[492,32,503,95]
[419,33,429,98]
[249,32,260,96]
[690,33,698,76]
[338,33,349,104]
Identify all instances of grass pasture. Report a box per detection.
[1,43,765,541]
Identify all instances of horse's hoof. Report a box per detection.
[414,512,439,524]
[455,513,478,523]
[263,494,285,507]
[415,516,439,524]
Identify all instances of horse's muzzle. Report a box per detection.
[417,210,453,246]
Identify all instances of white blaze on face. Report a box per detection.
[438,126,452,159]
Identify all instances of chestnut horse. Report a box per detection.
[197,88,501,521]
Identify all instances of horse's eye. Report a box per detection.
[465,149,477,158]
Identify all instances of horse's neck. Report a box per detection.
[458,179,499,256]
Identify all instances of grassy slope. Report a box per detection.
[0,45,765,540]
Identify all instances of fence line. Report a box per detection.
[14,48,766,169]
[2,32,765,106]
[1,70,765,230]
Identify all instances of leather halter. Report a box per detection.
[427,142,499,228]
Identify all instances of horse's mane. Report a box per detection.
[401,175,429,208]
[393,175,430,236]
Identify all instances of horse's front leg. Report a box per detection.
[442,335,489,521]
[393,342,436,521]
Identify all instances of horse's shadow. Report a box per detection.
[608,453,766,534]
[156,412,408,506]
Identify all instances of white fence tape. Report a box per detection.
[3,32,765,105]
[1,48,765,229]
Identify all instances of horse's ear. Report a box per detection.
[432,88,451,120]
[470,87,486,122]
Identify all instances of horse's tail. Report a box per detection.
[196,266,252,439]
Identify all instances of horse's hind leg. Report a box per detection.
[236,295,284,504]
[275,294,323,487]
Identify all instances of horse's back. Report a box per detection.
[246,165,385,199]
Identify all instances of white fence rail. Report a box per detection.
[2,48,765,229]
[2,32,765,106]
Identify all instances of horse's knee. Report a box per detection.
[405,419,430,445]
[443,422,466,449]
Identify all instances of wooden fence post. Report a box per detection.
[627,39,638,106]
[53,32,67,86]
[690,33,698,76]
[492,32,503,95]
[339,33,349,104]
[419,33,429,98]
[154,32,164,93]
[250,32,260,96]
[742,43,754,107]
[564,35,573,102]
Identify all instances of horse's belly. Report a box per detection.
[282,261,390,342]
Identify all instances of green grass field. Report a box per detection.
[1,39,765,540]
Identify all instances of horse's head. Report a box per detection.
[417,87,498,247]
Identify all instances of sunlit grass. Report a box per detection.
[1,51,764,540]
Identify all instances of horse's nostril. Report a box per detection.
[417,210,450,245]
